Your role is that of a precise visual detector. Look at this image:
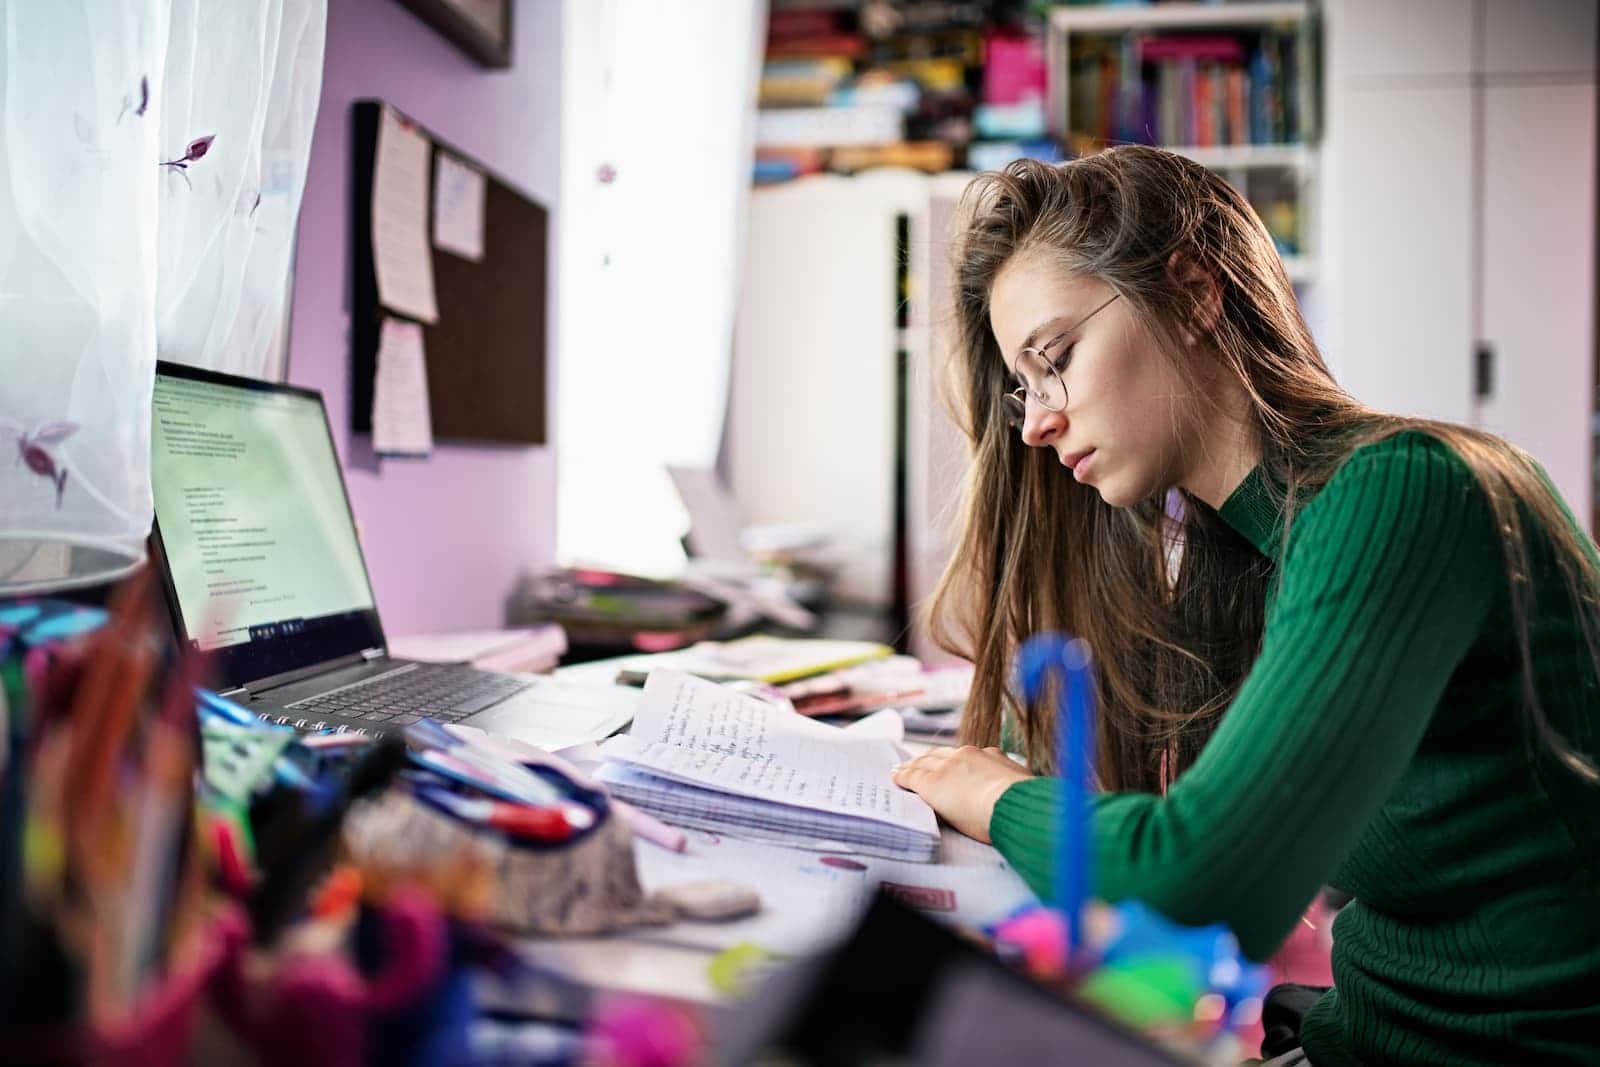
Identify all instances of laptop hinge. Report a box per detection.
[361,647,384,661]
[246,651,373,695]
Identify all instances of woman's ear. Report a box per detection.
[1166,251,1222,341]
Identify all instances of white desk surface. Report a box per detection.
[505,659,1012,1014]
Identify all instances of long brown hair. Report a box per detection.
[930,146,1600,790]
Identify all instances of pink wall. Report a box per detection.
[288,0,560,637]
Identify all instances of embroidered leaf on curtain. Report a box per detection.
[0,0,326,594]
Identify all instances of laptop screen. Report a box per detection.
[150,362,386,685]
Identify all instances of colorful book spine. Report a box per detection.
[1066,27,1310,149]
[1226,67,1248,147]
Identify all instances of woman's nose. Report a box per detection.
[1021,401,1064,447]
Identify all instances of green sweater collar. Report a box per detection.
[1219,465,1286,559]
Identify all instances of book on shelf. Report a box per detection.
[598,670,940,862]
[757,104,906,148]
[829,141,954,174]
[1066,24,1317,150]
[760,57,856,108]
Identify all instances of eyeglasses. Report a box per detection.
[1001,293,1121,431]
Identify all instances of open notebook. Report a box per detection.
[598,670,940,862]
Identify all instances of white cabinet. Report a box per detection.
[1477,82,1597,517]
[730,170,974,656]
[1483,0,1597,77]
[730,171,926,608]
[1322,84,1475,423]
[1322,0,1598,522]
[1331,0,1475,82]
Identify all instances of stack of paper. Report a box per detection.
[614,635,892,686]
[598,670,939,862]
[780,656,972,717]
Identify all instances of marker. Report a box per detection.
[406,720,595,829]
[418,789,575,843]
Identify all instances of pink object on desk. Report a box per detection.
[612,799,687,853]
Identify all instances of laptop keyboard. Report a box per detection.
[285,662,532,727]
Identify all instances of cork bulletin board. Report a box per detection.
[350,99,547,446]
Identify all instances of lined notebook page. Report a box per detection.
[601,670,937,837]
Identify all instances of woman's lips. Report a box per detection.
[1062,449,1095,478]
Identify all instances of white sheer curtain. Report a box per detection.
[0,0,325,593]
[557,0,765,576]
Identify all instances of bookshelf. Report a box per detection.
[756,2,1060,183]
[1045,1,1322,288]
[1047,1,1313,34]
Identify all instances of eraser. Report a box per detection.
[658,879,760,921]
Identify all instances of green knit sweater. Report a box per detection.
[989,432,1600,1065]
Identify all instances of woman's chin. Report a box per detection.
[1091,473,1146,509]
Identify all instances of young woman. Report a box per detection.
[890,147,1600,1066]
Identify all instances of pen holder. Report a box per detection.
[0,903,247,1067]
[212,887,473,1067]
[343,784,672,937]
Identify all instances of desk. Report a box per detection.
[497,666,1033,1019]
[491,825,1035,1024]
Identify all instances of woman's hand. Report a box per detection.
[891,745,1033,843]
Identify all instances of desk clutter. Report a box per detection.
[603,634,969,738]
[4,572,1268,1064]
[0,579,673,1064]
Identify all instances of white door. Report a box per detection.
[1476,81,1597,521]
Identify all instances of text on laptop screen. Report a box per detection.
[151,373,376,651]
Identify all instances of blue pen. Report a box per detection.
[403,717,594,828]
[195,687,266,728]
[402,715,460,752]
[1017,633,1096,964]
[196,687,320,792]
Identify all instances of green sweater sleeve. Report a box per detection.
[989,435,1502,960]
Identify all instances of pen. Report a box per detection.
[406,718,595,828]
[436,723,683,849]
[195,687,262,727]
[1018,634,1096,962]
[410,749,595,831]
[417,788,575,843]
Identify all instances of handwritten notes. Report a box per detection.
[371,317,433,456]
[432,152,486,261]
[599,670,938,859]
[372,106,439,323]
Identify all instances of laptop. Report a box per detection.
[148,360,591,740]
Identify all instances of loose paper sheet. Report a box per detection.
[432,152,486,261]
[372,106,439,323]
[372,317,433,456]
[444,678,641,751]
